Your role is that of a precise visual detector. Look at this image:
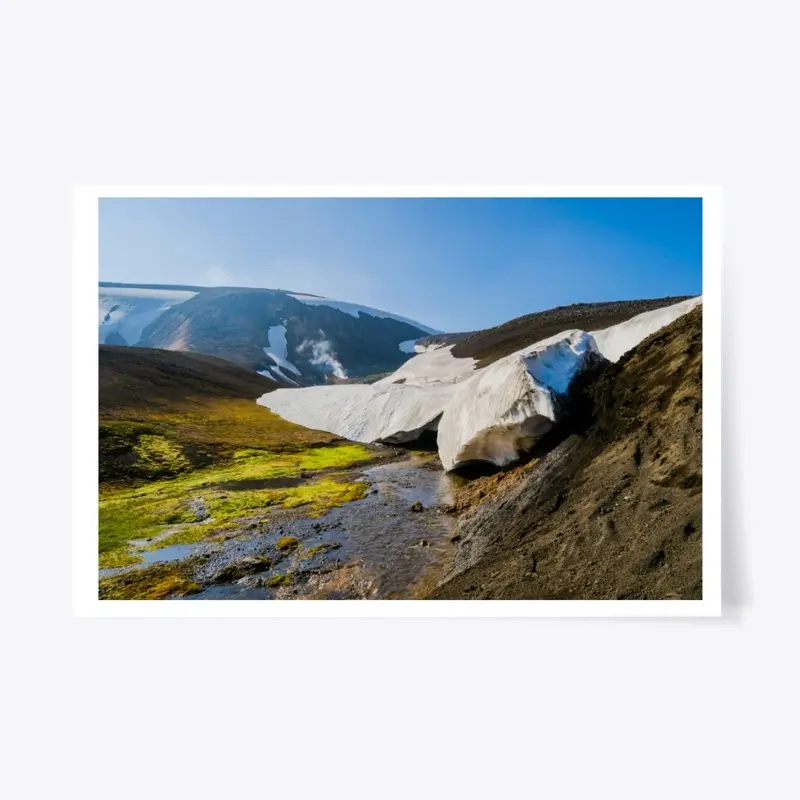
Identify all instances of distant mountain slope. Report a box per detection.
[99,285,197,347]
[432,305,702,600]
[98,282,438,384]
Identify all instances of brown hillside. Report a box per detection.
[99,345,337,485]
[100,344,279,410]
[433,305,703,601]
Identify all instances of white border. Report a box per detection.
[73,186,722,618]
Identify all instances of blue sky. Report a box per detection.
[99,197,702,332]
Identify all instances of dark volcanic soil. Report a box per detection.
[433,305,703,601]
[100,345,280,409]
[450,296,693,368]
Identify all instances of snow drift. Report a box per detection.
[437,331,601,470]
[374,345,477,386]
[591,296,702,362]
[259,382,458,444]
[258,296,702,470]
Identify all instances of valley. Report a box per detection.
[98,288,703,601]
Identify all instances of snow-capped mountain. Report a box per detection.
[98,282,439,384]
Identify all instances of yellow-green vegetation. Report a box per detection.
[133,434,191,477]
[99,444,372,569]
[101,398,343,484]
[276,536,299,551]
[99,563,201,600]
[268,574,291,587]
[99,548,142,570]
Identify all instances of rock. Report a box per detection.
[211,556,271,584]
[410,501,424,513]
[187,498,209,522]
[419,539,429,547]
[449,534,462,543]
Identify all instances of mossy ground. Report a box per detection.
[99,444,373,570]
[100,397,340,484]
[99,562,202,600]
[99,353,388,590]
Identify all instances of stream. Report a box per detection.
[170,457,459,599]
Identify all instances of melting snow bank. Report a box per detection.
[259,297,702,470]
[259,382,458,444]
[592,296,702,362]
[375,344,477,386]
[437,331,601,469]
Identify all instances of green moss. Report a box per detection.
[279,479,368,516]
[100,395,344,486]
[133,434,191,477]
[276,536,299,551]
[99,548,142,570]
[99,444,373,568]
[142,525,219,550]
[99,563,201,600]
[268,574,291,587]
[99,493,196,556]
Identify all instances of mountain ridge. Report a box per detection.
[99,282,437,384]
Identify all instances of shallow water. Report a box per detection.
[139,542,198,566]
[185,458,458,600]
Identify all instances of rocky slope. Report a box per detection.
[99,282,438,384]
[432,305,702,600]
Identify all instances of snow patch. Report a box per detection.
[375,345,476,387]
[98,286,196,346]
[290,293,441,335]
[414,342,444,353]
[263,325,301,375]
[592,296,702,362]
[398,339,419,354]
[258,367,299,387]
